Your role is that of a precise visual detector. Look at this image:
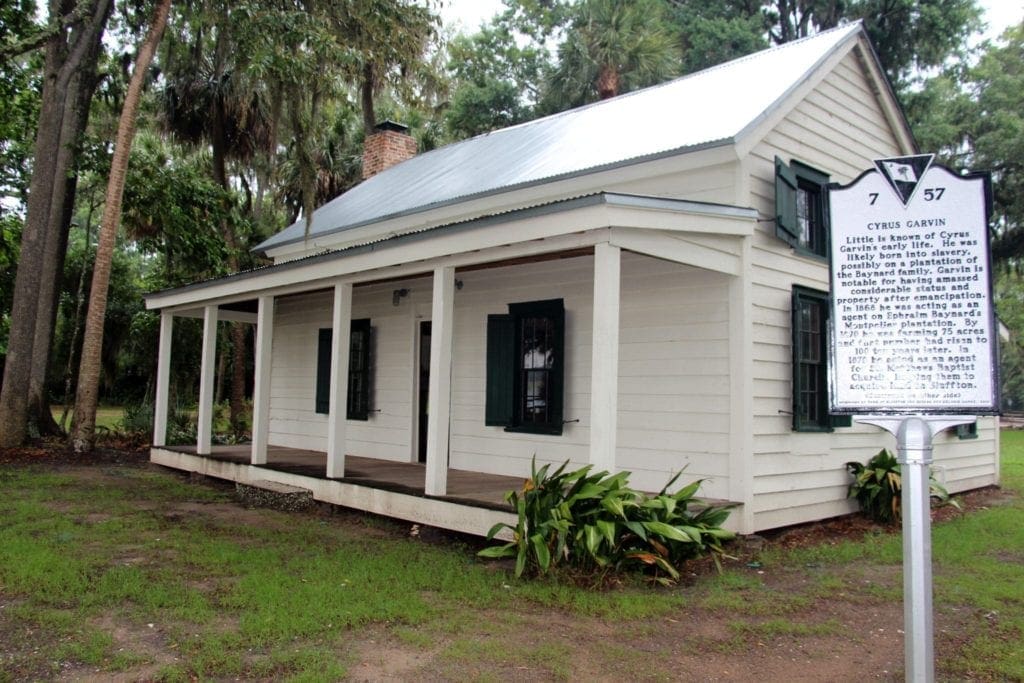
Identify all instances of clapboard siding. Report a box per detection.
[268,280,428,461]
[446,252,731,499]
[739,51,998,530]
[264,248,732,499]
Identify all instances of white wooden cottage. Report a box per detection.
[144,23,998,535]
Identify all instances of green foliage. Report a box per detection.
[480,459,734,583]
[443,25,548,138]
[543,0,679,107]
[845,449,903,523]
[121,135,235,286]
[845,448,958,524]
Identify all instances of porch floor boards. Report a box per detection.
[168,444,523,509]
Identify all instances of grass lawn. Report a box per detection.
[50,405,124,431]
[0,433,1021,680]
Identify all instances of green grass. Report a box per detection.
[1,432,1022,680]
[51,405,124,430]
[0,463,683,679]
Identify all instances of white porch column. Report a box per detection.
[197,305,218,455]
[153,311,173,447]
[728,236,755,533]
[425,266,455,496]
[251,295,274,465]
[589,242,621,470]
[326,283,353,478]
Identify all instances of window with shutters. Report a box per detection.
[485,299,565,435]
[315,319,371,420]
[776,157,830,258]
[792,287,850,432]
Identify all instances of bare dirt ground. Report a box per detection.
[0,441,1012,682]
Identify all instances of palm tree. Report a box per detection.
[161,7,275,437]
[71,0,172,452]
[544,0,679,110]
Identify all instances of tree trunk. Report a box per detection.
[28,20,106,437]
[71,0,172,453]
[360,62,376,133]
[596,64,620,100]
[209,84,249,436]
[0,0,111,447]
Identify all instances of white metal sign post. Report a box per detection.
[828,155,997,682]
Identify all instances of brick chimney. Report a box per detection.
[362,120,417,180]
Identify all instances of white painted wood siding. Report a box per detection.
[744,51,998,530]
[267,250,733,499]
[269,280,430,460]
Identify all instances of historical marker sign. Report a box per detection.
[828,155,998,414]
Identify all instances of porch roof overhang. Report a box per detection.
[144,191,757,315]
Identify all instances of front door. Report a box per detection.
[418,321,431,463]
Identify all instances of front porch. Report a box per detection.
[151,445,520,536]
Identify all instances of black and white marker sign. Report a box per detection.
[828,154,997,414]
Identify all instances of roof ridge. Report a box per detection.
[428,21,864,145]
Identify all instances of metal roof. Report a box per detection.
[147,192,757,304]
[256,23,863,254]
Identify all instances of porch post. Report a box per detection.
[326,282,353,478]
[153,311,173,447]
[425,266,454,496]
[197,305,218,455]
[728,236,755,533]
[251,295,274,465]
[589,242,621,471]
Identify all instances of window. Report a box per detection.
[315,319,372,420]
[792,287,850,431]
[485,299,565,435]
[776,157,830,257]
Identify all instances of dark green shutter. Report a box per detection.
[548,301,565,435]
[790,289,803,430]
[821,295,850,428]
[315,328,331,414]
[485,314,514,426]
[775,156,799,244]
[956,422,978,439]
[347,319,371,420]
[830,414,852,428]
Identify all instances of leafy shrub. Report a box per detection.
[165,406,196,446]
[479,459,735,584]
[845,449,958,524]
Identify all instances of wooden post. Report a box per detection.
[251,295,274,465]
[425,266,454,496]
[589,242,620,470]
[326,283,353,478]
[153,311,173,447]
[197,305,218,455]
[728,236,755,533]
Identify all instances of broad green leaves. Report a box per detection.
[480,457,736,583]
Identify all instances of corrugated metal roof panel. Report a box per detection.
[257,23,862,253]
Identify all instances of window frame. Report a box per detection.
[315,319,372,420]
[485,298,565,436]
[776,157,831,259]
[791,286,850,432]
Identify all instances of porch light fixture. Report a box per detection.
[392,288,410,306]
